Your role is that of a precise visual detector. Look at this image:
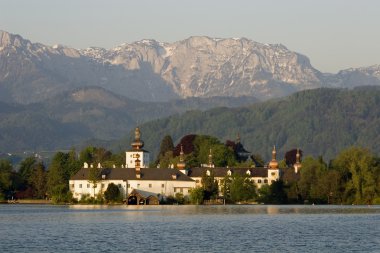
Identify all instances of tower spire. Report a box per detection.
[208,148,214,168]
[177,144,186,170]
[272,145,276,161]
[269,145,279,169]
[294,148,302,173]
[296,148,300,164]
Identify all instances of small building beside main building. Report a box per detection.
[69,128,301,204]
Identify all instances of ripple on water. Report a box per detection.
[0,205,379,252]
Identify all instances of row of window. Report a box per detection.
[73,183,167,189]
[174,187,188,193]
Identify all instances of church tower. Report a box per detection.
[177,145,187,175]
[268,145,280,183]
[125,127,150,168]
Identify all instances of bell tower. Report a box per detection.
[125,127,150,168]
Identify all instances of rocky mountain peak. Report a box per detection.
[0,30,379,104]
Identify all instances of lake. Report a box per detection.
[0,205,379,252]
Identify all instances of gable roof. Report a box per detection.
[70,167,194,182]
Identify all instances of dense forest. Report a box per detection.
[1,134,379,205]
[121,87,380,161]
[0,87,257,152]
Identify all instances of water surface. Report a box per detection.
[0,205,379,252]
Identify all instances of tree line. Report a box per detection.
[0,147,124,203]
[1,136,379,204]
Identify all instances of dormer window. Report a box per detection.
[246,170,251,176]
[227,170,232,176]
[172,174,178,180]
[206,170,211,176]
[101,174,106,179]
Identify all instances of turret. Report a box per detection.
[294,148,302,173]
[208,148,214,168]
[268,146,280,184]
[269,145,279,169]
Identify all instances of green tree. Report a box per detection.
[104,183,121,202]
[258,181,287,204]
[156,135,174,164]
[47,152,69,203]
[29,162,47,199]
[229,174,257,203]
[18,157,37,183]
[298,156,328,203]
[332,147,378,204]
[189,187,204,204]
[201,171,219,200]
[221,175,232,201]
[268,180,288,204]
[0,159,12,199]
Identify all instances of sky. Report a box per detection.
[0,0,379,73]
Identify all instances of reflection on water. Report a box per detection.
[1,205,379,252]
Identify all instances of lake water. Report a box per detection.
[0,205,379,252]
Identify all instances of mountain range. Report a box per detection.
[1,30,380,156]
[1,30,380,105]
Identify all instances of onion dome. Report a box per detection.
[131,127,144,150]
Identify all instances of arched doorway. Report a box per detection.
[128,196,137,205]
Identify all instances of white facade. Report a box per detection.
[69,177,195,200]
[127,180,195,196]
[125,150,150,168]
[69,179,127,200]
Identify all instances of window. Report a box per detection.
[180,188,183,193]
[196,180,200,183]
[271,172,276,176]
[161,184,164,188]
[70,184,74,188]
[264,179,268,184]
[174,188,177,193]
[258,179,262,184]
[137,184,140,188]
[87,184,90,188]
[271,180,275,183]
[94,184,97,188]
[127,184,130,188]
[149,184,152,188]
[101,184,105,188]
[118,184,122,188]
[79,184,82,188]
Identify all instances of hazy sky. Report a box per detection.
[1,0,379,73]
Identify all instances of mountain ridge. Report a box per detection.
[1,30,380,104]
[128,87,380,160]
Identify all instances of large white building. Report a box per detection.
[69,128,283,205]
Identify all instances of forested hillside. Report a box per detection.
[128,87,380,160]
[0,87,257,152]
